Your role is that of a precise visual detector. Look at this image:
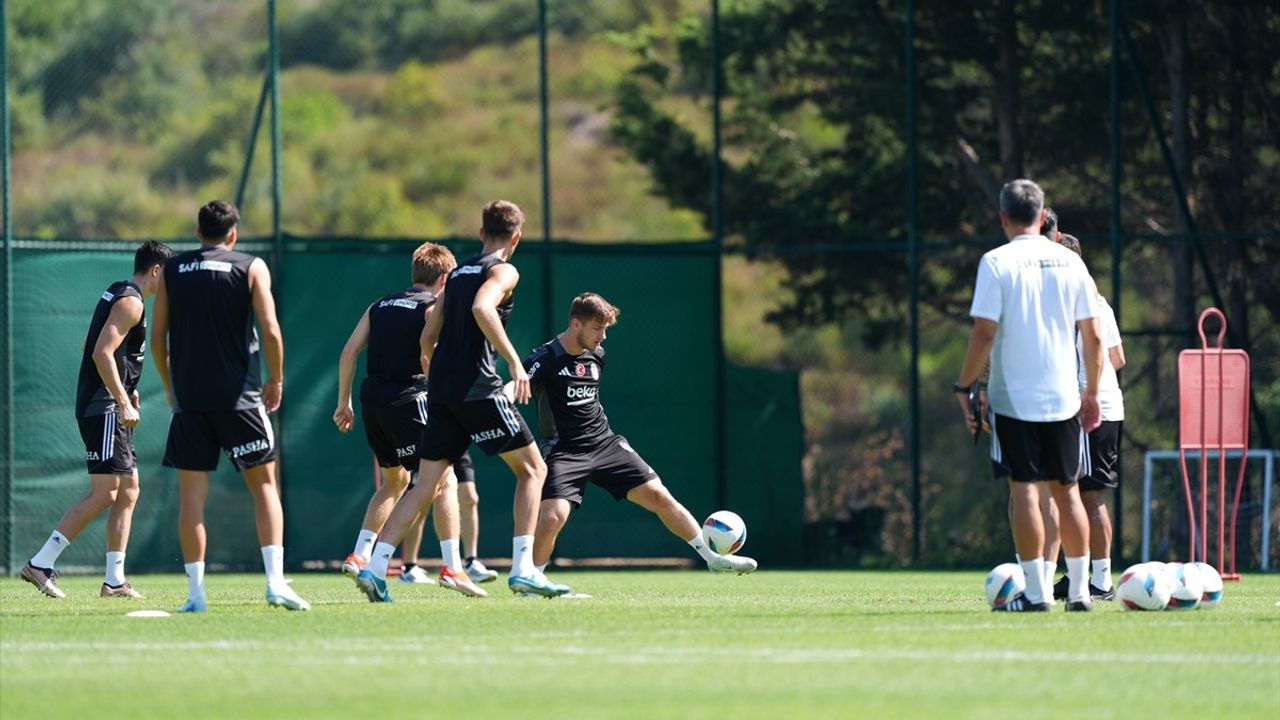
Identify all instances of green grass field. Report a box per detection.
[2,570,1278,719]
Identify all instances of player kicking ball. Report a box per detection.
[520,293,757,586]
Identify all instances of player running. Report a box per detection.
[21,241,174,600]
[333,242,487,597]
[522,293,757,582]
[355,200,570,601]
[152,200,309,612]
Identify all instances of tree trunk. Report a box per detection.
[994,0,1023,181]
[1225,3,1249,348]
[1164,3,1195,350]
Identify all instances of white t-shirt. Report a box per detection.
[1077,294,1124,421]
[969,234,1096,422]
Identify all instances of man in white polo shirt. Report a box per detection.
[955,179,1104,612]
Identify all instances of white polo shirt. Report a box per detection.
[1077,294,1124,421]
[969,234,1096,422]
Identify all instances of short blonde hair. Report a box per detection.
[412,242,456,285]
[569,292,620,326]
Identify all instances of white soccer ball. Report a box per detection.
[702,510,747,555]
[1191,562,1224,608]
[1166,562,1204,610]
[1117,563,1173,611]
[984,563,1026,609]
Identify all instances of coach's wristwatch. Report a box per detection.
[952,383,971,394]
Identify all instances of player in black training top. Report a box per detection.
[354,200,571,602]
[332,242,489,597]
[522,293,757,578]
[151,200,308,613]
[21,241,174,601]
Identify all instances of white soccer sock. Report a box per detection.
[31,531,71,569]
[1043,560,1057,590]
[1020,558,1046,604]
[184,562,206,599]
[369,541,396,579]
[686,534,719,563]
[261,545,284,585]
[1066,555,1090,603]
[511,535,534,577]
[352,529,378,562]
[440,539,463,572]
[105,551,126,586]
[536,563,547,573]
[1092,558,1112,591]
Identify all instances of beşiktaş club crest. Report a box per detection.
[575,363,586,377]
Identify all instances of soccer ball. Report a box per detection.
[984,563,1026,609]
[702,510,747,555]
[1117,563,1172,611]
[1166,562,1204,610]
[1191,562,1224,608]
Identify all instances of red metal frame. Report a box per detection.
[1177,308,1250,580]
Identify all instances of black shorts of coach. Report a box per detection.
[417,396,536,462]
[542,434,657,507]
[1079,420,1122,492]
[78,411,136,475]
[989,413,1084,484]
[163,406,277,472]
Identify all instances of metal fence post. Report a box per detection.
[538,0,553,341]
[234,71,272,211]
[269,0,282,262]
[905,0,921,565]
[710,0,727,510]
[1108,0,1124,561]
[1,0,12,573]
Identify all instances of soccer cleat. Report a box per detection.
[990,593,1050,612]
[398,565,438,585]
[355,569,393,603]
[464,558,499,584]
[438,566,489,597]
[707,554,758,575]
[100,582,144,599]
[1065,599,1093,612]
[266,582,311,611]
[21,562,66,599]
[177,596,207,613]
[1053,575,1115,601]
[508,569,570,597]
[340,553,367,582]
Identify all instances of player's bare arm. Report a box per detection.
[1077,316,1104,433]
[249,258,285,413]
[955,317,997,434]
[419,298,441,374]
[1109,343,1126,370]
[334,308,372,433]
[92,295,145,428]
[150,270,173,409]
[471,263,530,403]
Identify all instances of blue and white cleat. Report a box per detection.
[177,595,207,613]
[356,569,393,603]
[266,581,311,611]
[508,569,570,597]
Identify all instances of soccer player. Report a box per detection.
[955,179,1103,612]
[355,200,570,601]
[523,293,758,579]
[21,241,174,600]
[152,200,309,612]
[333,242,487,597]
[1050,233,1125,601]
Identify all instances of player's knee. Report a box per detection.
[459,483,479,505]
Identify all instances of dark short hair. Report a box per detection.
[1042,207,1058,238]
[134,240,175,274]
[480,200,524,242]
[1059,233,1082,257]
[569,292,620,326]
[411,242,456,285]
[198,200,239,241]
[998,179,1044,226]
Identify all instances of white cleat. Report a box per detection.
[398,566,438,585]
[707,554,758,575]
[464,558,499,584]
[266,581,311,611]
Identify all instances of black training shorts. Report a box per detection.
[990,413,1084,484]
[454,450,476,483]
[78,411,136,475]
[362,395,428,472]
[163,406,277,472]
[542,434,657,507]
[417,396,535,461]
[1079,420,1122,492]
